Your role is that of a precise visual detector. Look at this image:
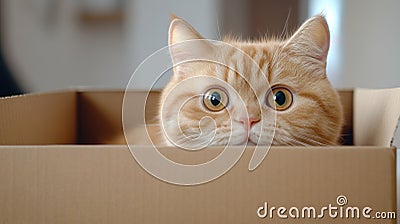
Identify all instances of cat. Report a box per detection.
[110,15,343,147]
[157,14,343,147]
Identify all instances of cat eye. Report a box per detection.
[203,87,229,112]
[266,86,293,111]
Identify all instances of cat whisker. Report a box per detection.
[175,127,220,146]
[216,14,221,40]
[301,132,338,145]
[286,130,334,146]
[292,134,330,146]
[279,8,292,40]
[278,135,310,147]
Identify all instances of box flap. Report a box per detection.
[354,88,400,146]
[338,90,353,145]
[77,90,160,144]
[0,91,77,144]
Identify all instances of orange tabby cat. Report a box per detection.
[157,14,343,147]
[113,15,343,146]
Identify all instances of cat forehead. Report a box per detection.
[175,41,288,96]
[211,43,283,93]
[219,42,282,75]
[191,67,268,100]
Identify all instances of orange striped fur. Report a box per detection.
[159,15,343,147]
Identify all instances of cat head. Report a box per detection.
[159,15,343,147]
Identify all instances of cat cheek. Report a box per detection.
[250,130,273,145]
[226,123,247,145]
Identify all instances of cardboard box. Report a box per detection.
[0,89,399,223]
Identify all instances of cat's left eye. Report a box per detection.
[266,86,293,111]
[203,87,229,112]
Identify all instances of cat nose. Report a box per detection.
[237,116,260,129]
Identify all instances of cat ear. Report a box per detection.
[285,15,330,63]
[168,16,215,73]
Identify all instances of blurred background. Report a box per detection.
[0,0,399,96]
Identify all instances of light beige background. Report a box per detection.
[1,0,399,92]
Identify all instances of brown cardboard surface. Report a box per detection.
[338,90,353,145]
[77,90,160,144]
[0,89,398,223]
[0,91,76,145]
[0,145,396,224]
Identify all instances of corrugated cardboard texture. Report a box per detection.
[0,145,396,224]
[339,90,353,145]
[77,90,160,144]
[0,91,76,144]
[354,88,400,146]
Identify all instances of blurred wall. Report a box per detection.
[1,0,220,92]
[1,0,399,92]
[340,0,400,88]
[125,0,220,89]
[221,0,300,40]
[2,0,128,92]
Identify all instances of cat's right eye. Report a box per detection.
[203,87,229,112]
